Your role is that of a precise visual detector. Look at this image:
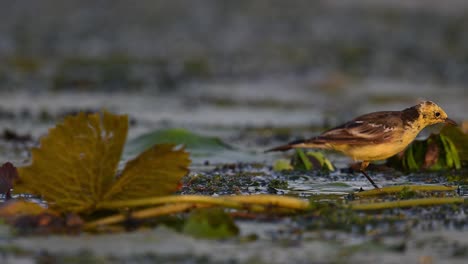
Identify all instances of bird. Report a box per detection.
[266,101,457,188]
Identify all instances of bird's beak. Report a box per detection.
[444,118,457,126]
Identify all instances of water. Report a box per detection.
[0,1,467,262]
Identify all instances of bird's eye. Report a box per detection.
[435,112,441,117]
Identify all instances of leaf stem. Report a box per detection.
[97,194,309,211]
[85,203,198,230]
[87,195,309,230]
[354,185,457,197]
[98,195,246,210]
[350,197,465,211]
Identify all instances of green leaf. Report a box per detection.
[440,135,454,168]
[406,143,419,170]
[307,152,335,171]
[273,159,293,171]
[440,135,461,169]
[291,149,334,171]
[440,126,468,161]
[388,125,466,171]
[124,128,231,158]
[182,208,239,239]
[295,149,312,170]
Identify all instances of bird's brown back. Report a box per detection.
[310,111,407,145]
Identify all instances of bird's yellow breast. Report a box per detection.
[330,125,420,161]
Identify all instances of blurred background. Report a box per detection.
[0,0,466,153]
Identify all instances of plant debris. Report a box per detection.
[387,126,466,171]
[182,208,239,239]
[1,129,32,142]
[0,200,83,235]
[0,162,19,199]
[275,149,335,171]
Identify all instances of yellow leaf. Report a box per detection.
[103,144,190,201]
[15,111,129,212]
[14,111,191,214]
[0,200,52,218]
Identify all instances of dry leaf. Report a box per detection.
[462,121,468,134]
[0,200,83,234]
[103,144,190,201]
[0,200,84,234]
[0,200,50,217]
[14,111,190,213]
[423,140,439,169]
[0,162,19,199]
[15,111,128,212]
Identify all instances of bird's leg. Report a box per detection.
[360,161,379,189]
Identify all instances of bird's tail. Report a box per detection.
[265,138,327,152]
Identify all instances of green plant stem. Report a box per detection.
[85,203,199,230]
[224,194,310,210]
[97,194,309,211]
[296,149,312,170]
[354,185,457,197]
[350,197,465,211]
[87,195,309,230]
[97,195,244,210]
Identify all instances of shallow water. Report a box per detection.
[0,83,466,193]
[0,83,466,259]
[0,1,468,262]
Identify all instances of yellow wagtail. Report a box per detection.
[267,101,457,188]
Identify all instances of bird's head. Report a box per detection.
[416,101,457,127]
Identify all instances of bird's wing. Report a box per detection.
[315,111,403,144]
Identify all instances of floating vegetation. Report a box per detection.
[354,185,458,197]
[273,159,293,171]
[0,112,309,236]
[13,111,190,213]
[182,208,239,239]
[350,197,465,211]
[387,126,466,171]
[291,149,334,171]
[124,128,232,159]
